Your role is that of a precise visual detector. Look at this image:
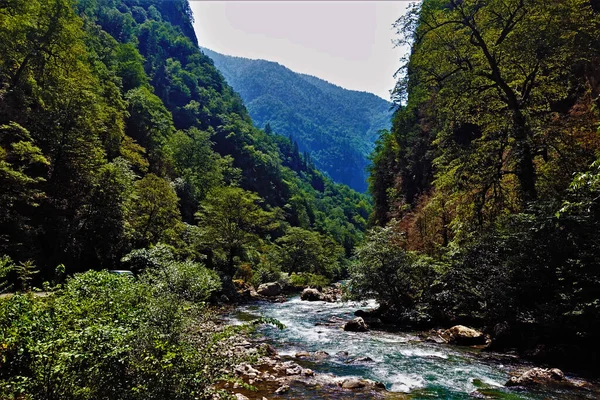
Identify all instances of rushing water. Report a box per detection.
[231,296,598,399]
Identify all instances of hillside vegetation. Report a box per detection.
[0,0,370,396]
[202,48,393,192]
[350,0,600,368]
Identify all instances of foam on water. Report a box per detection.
[233,296,597,399]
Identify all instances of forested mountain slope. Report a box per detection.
[201,48,394,192]
[350,0,600,368]
[0,0,370,280]
[0,1,375,397]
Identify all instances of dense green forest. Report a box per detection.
[351,0,600,368]
[202,48,393,193]
[0,0,370,281]
[0,0,370,397]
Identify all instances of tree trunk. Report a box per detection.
[512,111,537,205]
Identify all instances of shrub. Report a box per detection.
[288,272,329,290]
[0,270,240,400]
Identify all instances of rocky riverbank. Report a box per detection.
[216,337,389,399]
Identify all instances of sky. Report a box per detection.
[190,1,412,101]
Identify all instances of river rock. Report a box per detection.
[274,385,289,394]
[285,365,303,375]
[343,317,369,332]
[339,378,385,390]
[301,288,322,301]
[505,368,565,387]
[295,350,329,360]
[442,325,485,345]
[348,356,374,363]
[234,394,249,400]
[257,282,282,297]
[341,378,367,389]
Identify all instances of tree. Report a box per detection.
[167,127,221,220]
[125,86,175,172]
[125,174,183,248]
[195,187,276,277]
[276,227,343,279]
[349,222,440,311]
[395,0,600,216]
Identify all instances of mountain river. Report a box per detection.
[230,296,600,399]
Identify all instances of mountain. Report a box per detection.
[0,0,371,277]
[201,48,394,192]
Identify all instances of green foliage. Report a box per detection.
[348,223,442,312]
[123,244,221,303]
[0,255,15,294]
[14,260,37,292]
[196,186,277,277]
[125,174,183,248]
[276,227,343,279]
[363,1,600,356]
[0,269,238,400]
[203,48,393,192]
[287,273,330,290]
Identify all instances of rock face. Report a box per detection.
[300,288,322,301]
[343,317,369,332]
[442,325,485,345]
[506,368,565,387]
[257,282,282,297]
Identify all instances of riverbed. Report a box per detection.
[231,296,598,399]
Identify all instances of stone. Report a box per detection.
[285,365,303,375]
[506,368,566,387]
[350,356,374,363]
[257,282,282,297]
[234,394,249,400]
[313,350,330,360]
[341,378,367,389]
[425,334,447,344]
[300,288,323,301]
[295,351,310,358]
[343,317,369,332]
[442,325,486,346]
[274,385,290,394]
[302,368,314,376]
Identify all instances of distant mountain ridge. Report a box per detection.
[201,48,393,192]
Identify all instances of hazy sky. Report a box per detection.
[190,1,411,100]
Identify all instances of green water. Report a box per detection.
[232,297,598,399]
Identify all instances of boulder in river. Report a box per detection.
[343,317,369,332]
[294,350,329,360]
[341,378,367,389]
[506,368,566,387]
[274,385,289,394]
[442,325,485,345]
[257,282,282,297]
[339,378,386,390]
[301,287,323,301]
[347,356,374,364]
[313,350,330,360]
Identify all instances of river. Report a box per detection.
[231,296,598,399]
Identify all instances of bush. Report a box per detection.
[122,244,221,303]
[288,272,329,290]
[348,225,442,311]
[0,270,239,400]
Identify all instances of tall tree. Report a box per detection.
[395,0,600,217]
